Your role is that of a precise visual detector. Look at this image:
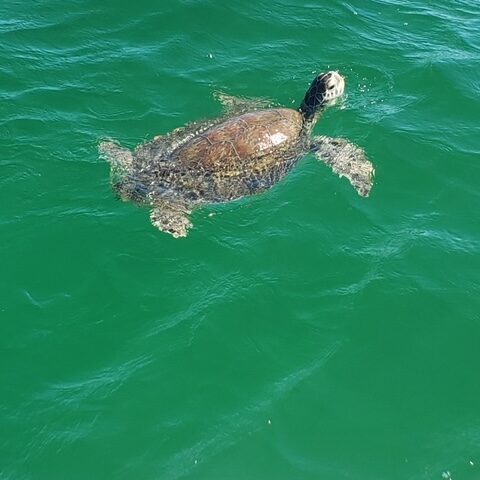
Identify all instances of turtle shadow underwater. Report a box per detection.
[99,71,374,238]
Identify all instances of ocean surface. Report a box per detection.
[1,1,480,479]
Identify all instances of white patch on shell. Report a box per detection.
[270,132,289,146]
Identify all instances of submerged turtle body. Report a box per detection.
[100,71,375,237]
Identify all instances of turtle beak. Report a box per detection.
[331,71,345,98]
[323,71,345,103]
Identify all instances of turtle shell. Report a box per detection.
[171,108,304,173]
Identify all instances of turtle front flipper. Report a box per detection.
[213,91,273,116]
[150,201,193,238]
[311,136,375,197]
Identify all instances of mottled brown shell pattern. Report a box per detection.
[172,108,304,172]
[136,108,308,203]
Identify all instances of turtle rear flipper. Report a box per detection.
[99,140,146,202]
[99,140,133,169]
[99,139,134,183]
[150,200,193,238]
[312,136,375,197]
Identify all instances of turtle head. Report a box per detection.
[300,71,345,120]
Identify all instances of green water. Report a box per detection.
[2,1,480,479]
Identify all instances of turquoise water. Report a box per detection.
[2,1,480,479]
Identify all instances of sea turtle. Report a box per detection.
[100,71,374,238]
